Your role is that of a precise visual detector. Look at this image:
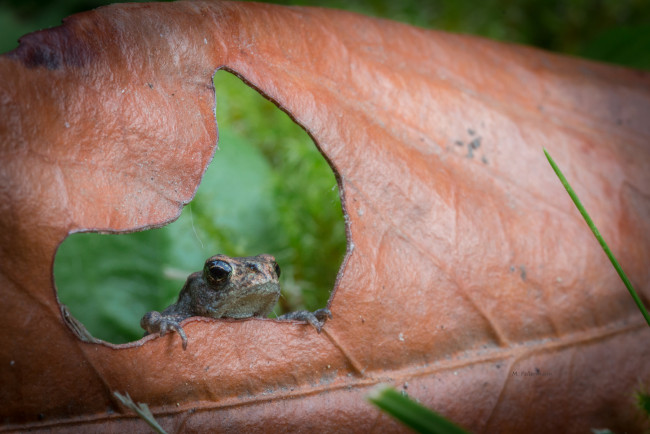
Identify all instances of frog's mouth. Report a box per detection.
[211,283,281,319]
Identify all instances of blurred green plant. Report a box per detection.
[367,385,469,434]
[637,389,650,419]
[54,70,346,343]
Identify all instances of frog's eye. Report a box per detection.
[273,261,281,278]
[205,260,232,283]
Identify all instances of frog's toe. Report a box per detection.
[313,308,333,322]
[158,319,188,350]
[169,322,188,350]
[279,309,332,333]
[141,311,188,350]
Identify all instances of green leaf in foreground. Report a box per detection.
[543,148,650,327]
[113,391,167,434]
[367,385,468,434]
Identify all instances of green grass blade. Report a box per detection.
[367,385,469,434]
[543,148,650,327]
[637,390,650,418]
[114,391,168,434]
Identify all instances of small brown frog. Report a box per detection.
[140,254,331,349]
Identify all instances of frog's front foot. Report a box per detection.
[278,308,332,333]
[141,311,188,350]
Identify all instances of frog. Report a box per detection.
[140,254,332,350]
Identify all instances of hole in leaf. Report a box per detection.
[54,70,347,345]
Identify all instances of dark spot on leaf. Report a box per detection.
[7,23,94,69]
[16,45,61,70]
[466,137,481,158]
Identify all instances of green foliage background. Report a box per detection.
[2,0,648,343]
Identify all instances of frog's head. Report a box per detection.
[197,254,282,319]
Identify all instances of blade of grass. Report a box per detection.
[367,385,469,434]
[637,389,650,418]
[543,148,650,327]
[114,391,167,434]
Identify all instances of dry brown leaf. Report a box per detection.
[1,1,649,432]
